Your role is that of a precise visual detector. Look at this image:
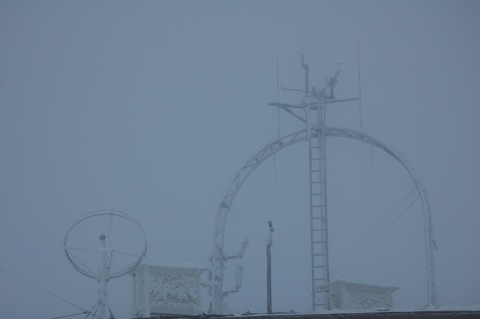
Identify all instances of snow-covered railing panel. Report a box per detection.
[132,264,207,318]
[318,280,399,310]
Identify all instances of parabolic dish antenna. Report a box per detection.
[64,210,147,319]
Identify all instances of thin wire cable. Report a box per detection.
[0,266,99,318]
[67,247,100,253]
[357,41,363,130]
[86,301,100,319]
[112,250,141,257]
[109,250,141,277]
[227,206,266,243]
[331,186,418,277]
[107,214,114,248]
[294,288,324,313]
[271,248,311,293]
[295,293,312,312]
[276,56,280,104]
[369,143,389,282]
[228,205,308,280]
[339,195,420,279]
[68,250,97,276]
[228,195,313,288]
[51,311,88,319]
[227,206,311,294]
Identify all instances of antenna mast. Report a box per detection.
[266,221,274,314]
[269,52,359,312]
[212,50,437,313]
[357,41,363,129]
[301,50,309,95]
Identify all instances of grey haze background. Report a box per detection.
[1,1,479,318]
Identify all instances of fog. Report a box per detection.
[1,1,479,318]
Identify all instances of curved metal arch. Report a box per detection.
[212,127,437,312]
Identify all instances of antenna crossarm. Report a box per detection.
[270,97,359,110]
[269,97,360,126]
[325,97,360,104]
[269,102,307,123]
[281,86,306,94]
[269,102,307,109]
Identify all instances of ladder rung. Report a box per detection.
[312,240,324,244]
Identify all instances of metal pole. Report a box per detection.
[98,234,112,319]
[267,221,274,314]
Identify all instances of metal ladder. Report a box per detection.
[309,126,330,311]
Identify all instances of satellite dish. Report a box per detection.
[64,210,147,319]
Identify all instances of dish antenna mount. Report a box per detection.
[64,210,147,319]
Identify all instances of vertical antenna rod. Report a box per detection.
[276,57,280,103]
[276,56,281,137]
[357,41,363,129]
[267,221,274,314]
[301,51,309,95]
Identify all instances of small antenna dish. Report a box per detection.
[64,210,147,319]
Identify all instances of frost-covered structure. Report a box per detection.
[132,264,207,318]
[318,280,399,311]
[211,53,437,313]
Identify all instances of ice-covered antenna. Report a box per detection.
[220,239,249,296]
[357,41,363,129]
[266,51,360,312]
[327,64,341,99]
[276,56,280,103]
[239,238,249,258]
[300,50,309,95]
[64,210,147,319]
[224,238,249,260]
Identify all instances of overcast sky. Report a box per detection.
[1,1,480,318]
